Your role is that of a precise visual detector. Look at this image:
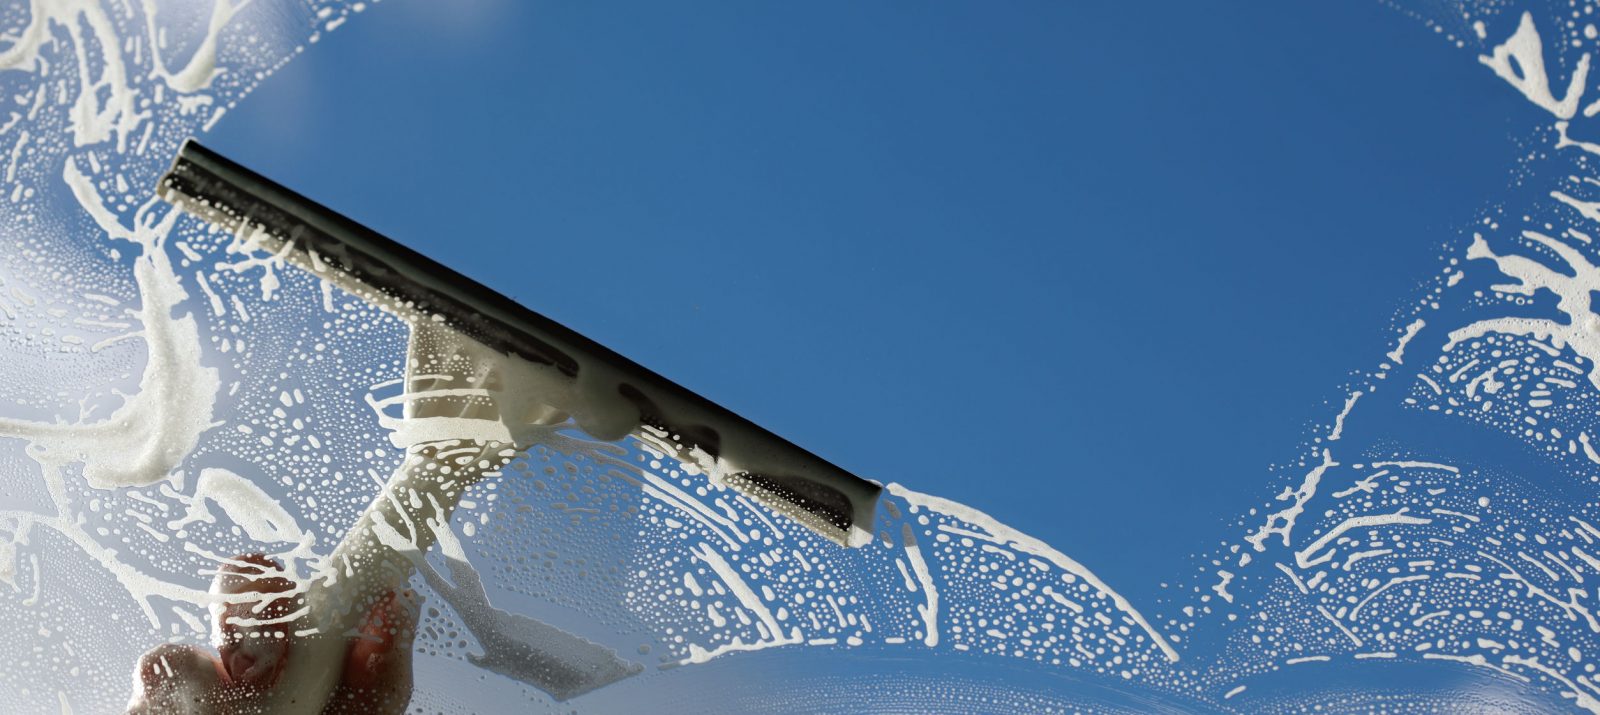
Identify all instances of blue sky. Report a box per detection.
[208,0,1527,603]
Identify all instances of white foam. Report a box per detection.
[171,468,305,544]
[1480,12,1590,119]
[888,483,1179,663]
[0,168,218,490]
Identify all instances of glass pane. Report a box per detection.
[4,1,1600,714]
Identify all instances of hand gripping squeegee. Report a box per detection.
[156,139,881,548]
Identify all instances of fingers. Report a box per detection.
[124,644,227,715]
[322,589,419,715]
[127,558,419,715]
[210,554,298,690]
[126,554,302,713]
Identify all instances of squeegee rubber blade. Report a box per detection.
[157,139,882,547]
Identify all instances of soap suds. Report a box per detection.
[10,0,1600,713]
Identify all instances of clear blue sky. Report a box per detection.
[207,0,1526,605]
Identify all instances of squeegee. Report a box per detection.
[156,139,880,548]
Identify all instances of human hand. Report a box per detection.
[125,554,418,715]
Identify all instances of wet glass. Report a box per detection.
[5,2,1600,714]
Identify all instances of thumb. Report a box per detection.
[124,644,227,714]
[212,554,298,690]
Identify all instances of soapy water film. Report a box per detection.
[5,0,1600,713]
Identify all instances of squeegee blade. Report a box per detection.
[156,139,881,547]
